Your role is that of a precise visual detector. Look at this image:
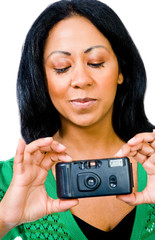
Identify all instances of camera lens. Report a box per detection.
[77,173,101,191]
[84,174,101,190]
[87,177,96,187]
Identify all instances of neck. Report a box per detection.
[54,118,125,160]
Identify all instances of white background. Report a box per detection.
[0,0,155,160]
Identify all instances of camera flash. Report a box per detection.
[109,159,124,167]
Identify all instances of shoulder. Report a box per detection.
[0,158,14,200]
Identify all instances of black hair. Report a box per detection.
[17,0,154,144]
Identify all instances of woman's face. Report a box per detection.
[44,16,123,128]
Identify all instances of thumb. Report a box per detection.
[46,198,79,214]
[13,138,26,175]
[116,192,145,206]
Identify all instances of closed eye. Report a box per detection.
[53,66,71,74]
[88,62,104,68]
[53,62,104,74]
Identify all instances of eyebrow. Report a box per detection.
[84,45,109,54]
[48,50,71,56]
[45,45,109,60]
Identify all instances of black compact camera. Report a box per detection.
[56,157,133,199]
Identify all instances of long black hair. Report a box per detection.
[17,0,154,144]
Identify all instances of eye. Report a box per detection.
[88,62,104,68]
[53,66,71,74]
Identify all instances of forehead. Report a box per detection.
[44,16,113,57]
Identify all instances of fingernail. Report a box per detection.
[59,154,72,161]
[44,137,52,141]
[58,144,66,151]
[128,137,136,144]
[65,154,72,161]
[115,149,123,157]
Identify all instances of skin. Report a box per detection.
[44,16,123,132]
[44,16,124,162]
[1,16,155,237]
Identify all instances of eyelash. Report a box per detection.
[54,66,70,74]
[53,62,104,74]
[88,62,104,68]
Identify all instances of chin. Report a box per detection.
[71,118,98,128]
[62,111,107,128]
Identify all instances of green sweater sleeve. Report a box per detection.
[0,159,26,239]
[0,158,14,199]
[131,163,155,240]
[0,159,87,240]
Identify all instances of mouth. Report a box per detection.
[70,98,97,109]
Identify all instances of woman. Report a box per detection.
[0,0,155,239]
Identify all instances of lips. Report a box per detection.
[71,97,95,102]
[70,98,97,109]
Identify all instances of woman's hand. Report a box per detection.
[115,130,155,206]
[0,137,78,234]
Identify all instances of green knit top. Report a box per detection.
[0,158,155,240]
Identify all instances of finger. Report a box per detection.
[128,151,147,165]
[115,144,130,158]
[115,146,150,165]
[138,143,154,157]
[50,152,72,162]
[115,142,154,161]
[50,140,66,153]
[142,154,155,175]
[128,132,155,146]
[127,142,154,157]
[28,139,66,154]
[40,153,72,171]
[150,140,155,149]
[132,145,154,165]
[26,137,54,154]
[46,198,79,214]
[39,140,66,153]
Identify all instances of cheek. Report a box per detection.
[47,82,65,114]
[46,78,69,113]
[48,84,65,106]
[45,69,66,99]
[97,70,119,96]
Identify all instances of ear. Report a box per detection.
[117,73,123,85]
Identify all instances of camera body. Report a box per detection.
[56,157,133,199]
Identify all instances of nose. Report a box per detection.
[71,64,94,89]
